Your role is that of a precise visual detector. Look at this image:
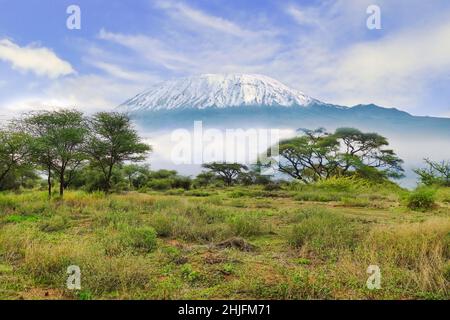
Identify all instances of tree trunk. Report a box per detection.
[47,166,52,198]
[105,165,113,194]
[59,170,65,197]
[0,166,12,185]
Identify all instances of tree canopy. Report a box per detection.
[202,162,248,186]
[270,127,404,183]
[86,112,152,193]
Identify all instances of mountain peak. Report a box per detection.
[121,73,318,111]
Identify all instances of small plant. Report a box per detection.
[77,290,93,300]
[180,264,201,283]
[6,214,39,223]
[295,258,311,265]
[221,263,235,275]
[407,188,436,211]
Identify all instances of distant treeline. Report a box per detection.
[0,109,448,197]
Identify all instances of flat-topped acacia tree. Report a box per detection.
[271,127,404,183]
[86,112,151,193]
[202,162,248,186]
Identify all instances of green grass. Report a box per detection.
[0,183,449,300]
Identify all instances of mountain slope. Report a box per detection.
[121,74,317,111]
[121,74,450,138]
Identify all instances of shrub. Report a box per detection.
[124,226,157,253]
[171,177,192,190]
[147,179,172,191]
[149,213,174,237]
[407,188,436,211]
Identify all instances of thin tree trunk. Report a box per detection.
[105,165,113,194]
[47,166,52,198]
[59,170,65,197]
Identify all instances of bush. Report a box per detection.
[149,213,173,237]
[171,177,192,190]
[407,188,436,211]
[147,179,172,191]
[124,226,157,252]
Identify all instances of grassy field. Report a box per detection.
[0,180,449,300]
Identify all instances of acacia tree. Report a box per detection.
[0,129,32,186]
[202,162,248,186]
[271,127,403,183]
[414,158,450,186]
[86,112,151,193]
[270,128,340,183]
[23,110,87,198]
[333,128,404,179]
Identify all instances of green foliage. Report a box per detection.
[147,179,172,191]
[273,127,404,183]
[0,130,33,189]
[86,112,151,193]
[414,158,450,187]
[202,162,248,186]
[180,264,201,283]
[407,188,436,211]
[228,214,264,237]
[104,225,157,255]
[23,110,88,197]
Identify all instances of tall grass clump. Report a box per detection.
[359,218,450,295]
[287,207,363,257]
[228,214,264,237]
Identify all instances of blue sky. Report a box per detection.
[0,0,449,117]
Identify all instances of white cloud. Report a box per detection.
[0,39,75,78]
[310,19,450,109]
[286,5,322,27]
[155,1,255,38]
[89,60,156,82]
[0,74,149,118]
[98,29,194,72]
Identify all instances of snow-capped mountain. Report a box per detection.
[121,74,318,111]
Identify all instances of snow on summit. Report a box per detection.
[121,74,317,111]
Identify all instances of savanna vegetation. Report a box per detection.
[0,109,449,300]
